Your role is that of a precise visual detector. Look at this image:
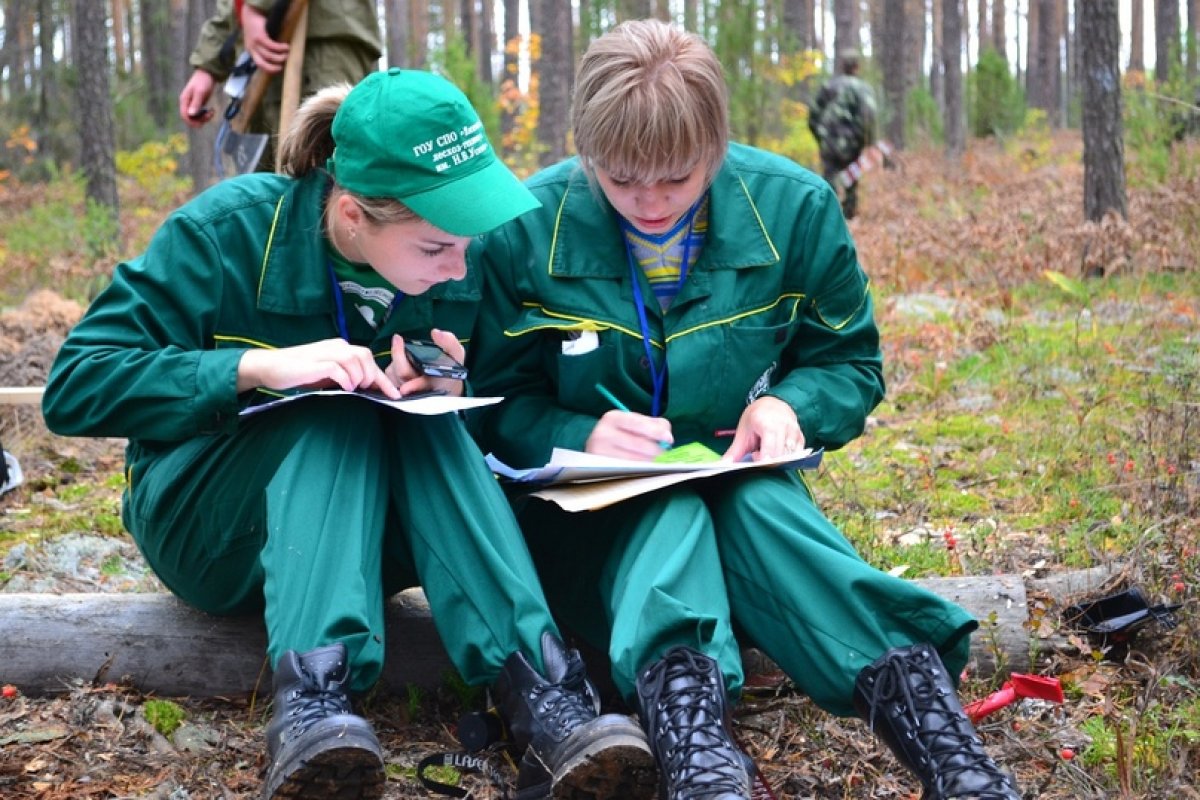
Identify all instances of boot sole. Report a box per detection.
[553,733,658,800]
[263,736,385,799]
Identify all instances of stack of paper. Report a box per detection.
[486,447,823,512]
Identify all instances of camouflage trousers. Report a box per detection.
[821,156,859,220]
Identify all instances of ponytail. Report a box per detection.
[280,79,418,228]
[277,82,353,178]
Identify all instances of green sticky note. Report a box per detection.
[654,442,722,464]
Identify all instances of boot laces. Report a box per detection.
[866,651,1014,798]
[287,665,354,735]
[651,656,747,796]
[529,654,596,739]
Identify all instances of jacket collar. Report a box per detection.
[255,173,480,318]
[546,151,781,281]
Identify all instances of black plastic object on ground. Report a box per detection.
[1064,587,1182,644]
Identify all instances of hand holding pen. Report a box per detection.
[585,383,674,460]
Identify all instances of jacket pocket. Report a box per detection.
[507,306,640,415]
[810,267,869,330]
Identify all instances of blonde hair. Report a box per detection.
[277,82,418,226]
[572,19,729,184]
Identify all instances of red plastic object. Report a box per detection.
[964,673,1064,723]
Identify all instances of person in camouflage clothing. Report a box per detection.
[808,51,877,219]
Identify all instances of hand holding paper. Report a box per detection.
[720,395,806,463]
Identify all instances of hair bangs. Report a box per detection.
[582,74,721,184]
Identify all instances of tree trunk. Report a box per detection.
[782,0,813,51]
[1013,0,1022,79]
[477,0,494,85]
[460,0,475,56]
[992,0,1006,56]
[815,0,824,53]
[1189,0,1198,79]
[140,0,173,132]
[1155,0,1181,83]
[8,568,1125,695]
[110,0,127,74]
[905,0,926,93]
[2,0,30,100]
[383,0,411,67]
[1026,0,1040,98]
[441,0,458,42]
[943,0,964,156]
[1130,0,1144,72]
[931,0,945,111]
[624,0,652,21]
[73,0,119,220]
[833,0,858,63]
[534,0,572,166]
[1035,0,1060,125]
[882,0,907,146]
[961,0,970,68]
[976,0,987,54]
[499,0,520,156]
[683,0,699,32]
[1062,0,1074,126]
[35,0,61,161]
[410,0,429,66]
[869,0,883,76]
[1080,0,1126,222]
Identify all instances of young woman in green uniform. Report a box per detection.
[43,70,658,800]
[467,21,1021,800]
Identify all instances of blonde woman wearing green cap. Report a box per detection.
[43,69,657,800]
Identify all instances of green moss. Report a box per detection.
[143,699,186,737]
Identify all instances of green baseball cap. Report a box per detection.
[328,68,539,236]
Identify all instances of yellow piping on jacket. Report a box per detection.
[257,195,287,302]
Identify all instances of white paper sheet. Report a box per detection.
[239,389,502,417]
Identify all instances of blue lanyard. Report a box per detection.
[326,259,403,342]
[618,199,702,417]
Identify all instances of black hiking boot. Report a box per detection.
[854,643,1022,800]
[492,632,657,799]
[636,647,751,800]
[262,643,384,800]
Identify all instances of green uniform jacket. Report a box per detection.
[468,143,884,466]
[190,0,382,80]
[43,172,480,481]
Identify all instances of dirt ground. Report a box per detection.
[2,135,1198,799]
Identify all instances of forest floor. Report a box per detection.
[1,130,1199,799]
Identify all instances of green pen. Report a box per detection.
[595,383,672,450]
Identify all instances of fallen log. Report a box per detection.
[1,568,1119,696]
[2,589,446,697]
[0,386,45,405]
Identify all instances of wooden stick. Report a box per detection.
[275,4,309,172]
[230,0,312,137]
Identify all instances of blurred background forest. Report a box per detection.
[2,4,1200,798]
[0,0,1197,306]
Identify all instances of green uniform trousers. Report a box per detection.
[122,396,556,692]
[517,469,976,717]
